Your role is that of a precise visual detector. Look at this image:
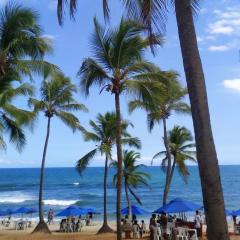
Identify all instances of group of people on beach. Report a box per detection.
[149,210,203,240]
[121,210,203,239]
[59,217,83,232]
[121,215,147,238]
[59,213,94,233]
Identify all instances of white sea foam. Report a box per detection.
[0,192,34,203]
[73,182,79,186]
[43,199,77,206]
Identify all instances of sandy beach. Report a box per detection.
[0,221,239,240]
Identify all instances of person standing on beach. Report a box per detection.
[160,213,168,239]
[149,220,160,240]
[47,209,54,225]
[194,210,202,238]
[132,220,140,239]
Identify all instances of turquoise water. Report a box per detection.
[0,166,239,218]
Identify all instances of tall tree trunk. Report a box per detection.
[115,92,123,240]
[164,157,176,201]
[98,155,113,234]
[162,118,172,205]
[33,117,51,234]
[174,1,229,239]
[125,181,132,220]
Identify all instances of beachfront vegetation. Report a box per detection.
[0,2,56,152]
[29,72,87,233]
[152,125,196,198]
[0,3,57,81]
[56,1,229,239]
[129,73,191,205]
[78,17,164,237]
[76,112,141,233]
[0,83,35,151]
[112,150,150,220]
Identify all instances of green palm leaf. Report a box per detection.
[76,148,98,176]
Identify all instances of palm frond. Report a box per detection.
[121,137,141,149]
[128,186,142,205]
[0,114,26,151]
[55,111,82,132]
[78,58,110,96]
[76,148,98,176]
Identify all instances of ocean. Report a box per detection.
[0,166,239,220]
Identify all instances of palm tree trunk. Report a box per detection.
[115,92,123,240]
[162,117,172,205]
[174,1,229,239]
[164,157,177,200]
[33,117,51,234]
[125,181,132,221]
[98,155,113,234]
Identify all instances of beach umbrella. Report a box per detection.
[121,205,149,215]
[154,198,202,214]
[27,208,37,214]
[4,208,15,215]
[225,209,234,216]
[56,206,85,217]
[84,208,101,214]
[232,209,240,216]
[13,207,32,214]
[0,210,6,216]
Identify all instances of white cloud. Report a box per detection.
[208,45,229,52]
[223,79,240,92]
[197,36,204,43]
[42,34,58,40]
[0,157,11,165]
[208,8,240,36]
[208,40,237,52]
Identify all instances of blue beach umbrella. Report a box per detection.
[232,209,240,216]
[0,210,6,216]
[13,207,32,214]
[121,205,149,215]
[225,209,234,216]
[4,209,15,215]
[27,208,37,214]
[84,208,101,214]
[56,206,85,217]
[154,198,202,214]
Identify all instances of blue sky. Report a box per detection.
[0,0,240,167]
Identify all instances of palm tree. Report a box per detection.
[0,2,57,86]
[56,2,230,238]
[111,150,150,220]
[0,83,35,151]
[78,18,162,239]
[76,112,141,234]
[29,72,87,233]
[123,1,229,238]
[153,125,196,199]
[129,73,191,205]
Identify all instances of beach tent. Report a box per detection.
[56,206,86,217]
[154,198,202,214]
[121,205,149,215]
